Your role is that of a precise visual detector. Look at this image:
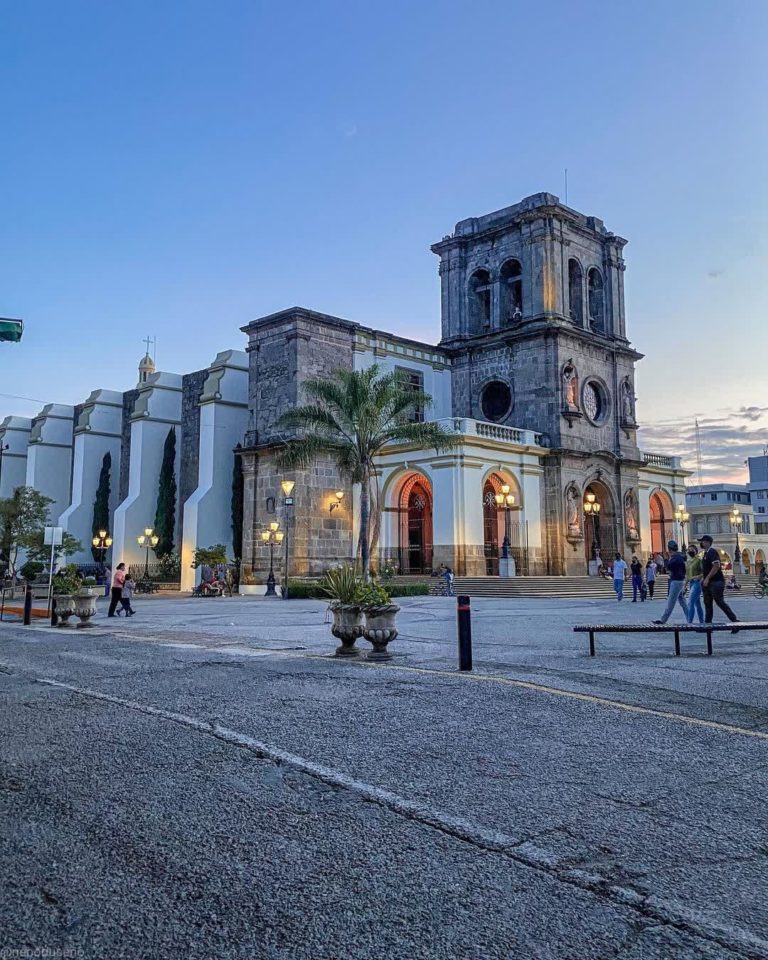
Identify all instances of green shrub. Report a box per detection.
[286,580,326,599]
[20,561,44,582]
[389,583,429,597]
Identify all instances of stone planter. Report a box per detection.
[362,604,400,661]
[73,587,100,628]
[330,603,364,657]
[53,595,76,628]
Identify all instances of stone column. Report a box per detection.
[0,416,32,498]
[180,351,248,591]
[25,404,75,524]
[59,390,123,564]
[112,373,182,568]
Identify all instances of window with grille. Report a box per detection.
[396,367,424,422]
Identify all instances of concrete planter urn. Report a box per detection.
[53,595,76,628]
[330,602,364,657]
[72,587,100,628]
[363,604,400,661]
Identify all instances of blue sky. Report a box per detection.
[0,0,765,481]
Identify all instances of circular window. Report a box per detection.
[582,380,608,424]
[480,380,512,422]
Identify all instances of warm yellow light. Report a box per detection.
[92,537,100,547]
[281,480,295,496]
[269,520,280,532]
[494,493,504,506]
[506,494,515,507]
[144,527,153,538]
[99,529,107,539]
[335,490,345,502]
[584,502,593,513]
[275,532,285,543]
[260,531,270,542]
[586,492,596,504]
[593,503,601,514]
[500,483,510,496]
[137,535,146,546]
[106,538,113,547]
[151,536,159,547]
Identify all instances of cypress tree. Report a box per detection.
[153,427,177,558]
[91,452,111,561]
[231,444,244,562]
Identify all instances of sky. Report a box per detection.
[0,0,766,483]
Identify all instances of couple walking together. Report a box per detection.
[107,562,136,618]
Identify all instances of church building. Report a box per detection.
[0,193,687,587]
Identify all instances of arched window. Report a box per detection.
[500,259,523,324]
[568,259,583,325]
[587,268,605,332]
[468,269,492,333]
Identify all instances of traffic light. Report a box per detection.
[0,318,23,343]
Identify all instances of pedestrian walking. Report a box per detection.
[645,558,657,599]
[103,564,111,598]
[443,565,455,597]
[119,575,136,617]
[108,562,126,618]
[654,540,688,624]
[685,545,704,624]
[612,553,627,601]
[630,555,644,602]
[699,535,739,630]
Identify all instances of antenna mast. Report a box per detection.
[695,418,704,487]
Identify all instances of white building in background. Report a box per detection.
[24,404,75,524]
[0,416,32,498]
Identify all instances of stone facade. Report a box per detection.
[179,369,207,516]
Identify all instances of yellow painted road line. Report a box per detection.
[316,657,768,742]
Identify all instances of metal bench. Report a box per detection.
[574,622,768,657]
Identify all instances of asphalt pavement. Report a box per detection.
[2,591,768,959]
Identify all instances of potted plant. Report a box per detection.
[72,576,100,628]
[360,581,400,661]
[320,565,365,658]
[51,567,81,628]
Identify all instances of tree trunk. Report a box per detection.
[359,478,371,580]
[367,474,381,571]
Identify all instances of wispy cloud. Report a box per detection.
[639,406,768,484]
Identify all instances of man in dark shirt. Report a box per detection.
[654,540,689,624]
[700,534,739,627]
[630,555,644,602]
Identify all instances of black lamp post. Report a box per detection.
[91,529,113,565]
[137,527,159,580]
[0,442,9,493]
[281,480,295,599]
[583,493,601,564]
[261,522,283,597]
[494,484,516,560]
[730,506,743,581]
[674,503,690,550]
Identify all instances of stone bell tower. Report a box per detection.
[431,193,646,574]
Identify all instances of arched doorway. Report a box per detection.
[483,480,500,575]
[482,473,525,575]
[756,549,766,574]
[396,474,433,574]
[742,549,751,575]
[583,480,617,565]
[650,490,675,556]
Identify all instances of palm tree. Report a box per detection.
[277,365,457,579]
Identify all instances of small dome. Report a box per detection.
[138,352,156,383]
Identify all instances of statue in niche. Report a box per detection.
[621,380,636,424]
[624,488,640,540]
[562,361,579,409]
[566,484,582,537]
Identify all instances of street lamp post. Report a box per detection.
[583,493,602,570]
[730,506,743,579]
[0,442,9,493]
[674,503,690,550]
[281,480,295,600]
[494,485,516,575]
[137,527,159,580]
[260,521,284,597]
[91,529,113,566]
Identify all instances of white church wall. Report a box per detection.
[112,373,182,568]
[180,350,248,591]
[353,332,452,420]
[59,390,123,564]
[24,404,75,524]
[638,459,688,555]
[0,416,32,497]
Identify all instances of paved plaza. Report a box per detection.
[2,591,768,959]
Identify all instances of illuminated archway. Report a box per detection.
[583,480,617,564]
[649,489,675,556]
[482,472,523,575]
[393,473,433,574]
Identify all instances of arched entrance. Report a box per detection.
[482,472,525,575]
[742,549,751,575]
[583,480,617,565]
[396,474,433,574]
[650,489,675,556]
[756,549,766,574]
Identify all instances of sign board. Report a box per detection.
[0,318,24,343]
[44,526,63,546]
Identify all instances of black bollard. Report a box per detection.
[22,586,32,625]
[51,597,58,627]
[457,594,472,671]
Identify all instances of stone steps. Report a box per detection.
[451,575,668,599]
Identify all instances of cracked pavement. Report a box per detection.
[1,593,768,958]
